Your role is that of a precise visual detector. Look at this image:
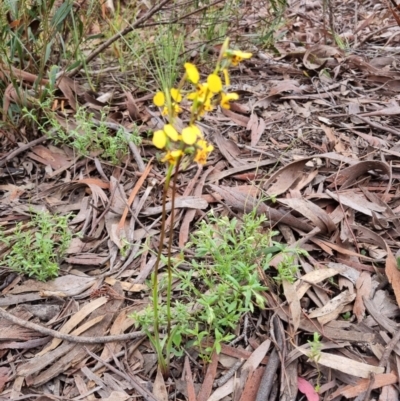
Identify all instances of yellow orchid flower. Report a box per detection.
[224,50,252,66]
[194,139,214,164]
[220,92,239,109]
[153,129,167,149]
[164,124,179,141]
[153,91,165,107]
[162,149,183,165]
[207,74,222,93]
[152,124,179,149]
[182,125,201,145]
[170,88,182,103]
[184,62,200,84]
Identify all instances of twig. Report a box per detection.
[213,359,245,388]
[255,316,284,401]
[355,115,400,137]
[361,372,375,401]
[0,307,144,343]
[0,135,47,167]
[66,0,171,78]
[354,24,397,48]
[84,347,159,401]
[378,329,400,368]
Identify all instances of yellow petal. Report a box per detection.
[153,92,165,107]
[207,74,222,93]
[153,130,167,149]
[221,92,239,109]
[171,149,183,159]
[182,125,201,145]
[162,150,183,165]
[184,63,200,84]
[233,50,252,59]
[170,88,182,102]
[164,124,179,141]
[228,92,239,100]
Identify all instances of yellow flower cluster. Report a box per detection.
[152,38,252,166]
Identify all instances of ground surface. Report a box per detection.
[1,0,400,400]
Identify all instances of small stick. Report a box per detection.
[0,307,144,343]
[0,136,47,167]
[213,359,244,388]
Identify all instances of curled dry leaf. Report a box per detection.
[327,373,397,400]
[308,290,356,325]
[295,268,339,299]
[303,44,343,70]
[278,198,336,233]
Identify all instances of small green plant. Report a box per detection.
[23,104,140,164]
[274,247,305,283]
[252,0,287,49]
[307,332,323,392]
[133,209,308,364]
[0,211,72,281]
[133,210,274,360]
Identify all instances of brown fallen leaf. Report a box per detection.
[184,357,197,401]
[326,189,386,217]
[209,185,314,233]
[379,384,399,400]
[283,280,301,332]
[153,366,168,401]
[326,160,391,191]
[295,268,339,299]
[327,372,397,400]
[238,367,265,401]
[354,272,372,322]
[264,159,309,196]
[0,366,11,393]
[308,290,356,325]
[222,108,250,127]
[303,44,342,70]
[101,391,130,401]
[37,297,108,355]
[197,351,219,401]
[385,247,400,307]
[278,197,336,233]
[247,114,266,147]
[297,348,384,378]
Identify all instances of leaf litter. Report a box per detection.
[2,0,400,400]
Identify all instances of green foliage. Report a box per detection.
[252,0,287,49]
[0,211,72,281]
[0,0,99,120]
[23,104,141,165]
[274,250,303,283]
[132,211,304,360]
[307,332,323,392]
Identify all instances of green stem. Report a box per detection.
[165,157,182,354]
[152,163,174,378]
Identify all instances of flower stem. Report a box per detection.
[152,163,175,378]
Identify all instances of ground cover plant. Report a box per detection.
[0,210,72,281]
[2,0,400,400]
